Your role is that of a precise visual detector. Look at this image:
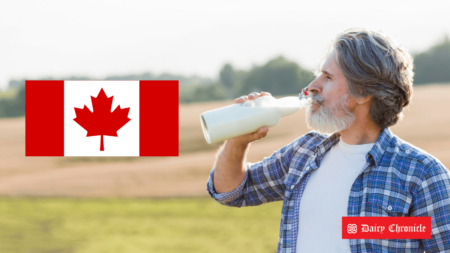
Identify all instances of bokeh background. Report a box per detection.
[1,0,450,252]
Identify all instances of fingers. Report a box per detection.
[247,92,260,100]
[250,91,271,98]
[251,126,269,140]
[229,126,270,144]
[234,95,248,104]
[234,91,271,104]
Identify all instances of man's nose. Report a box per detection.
[307,78,322,94]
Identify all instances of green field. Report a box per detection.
[0,197,283,253]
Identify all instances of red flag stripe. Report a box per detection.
[26,80,65,156]
[139,80,179,156]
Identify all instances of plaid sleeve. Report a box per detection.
[206,135,307,207]
[411,162,450,252]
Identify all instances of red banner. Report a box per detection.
[342,217,431,239]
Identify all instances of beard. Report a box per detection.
[305,92,355,134]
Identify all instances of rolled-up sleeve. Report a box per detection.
[207,164,250,206]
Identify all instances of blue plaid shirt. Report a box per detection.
[207,127,450,252]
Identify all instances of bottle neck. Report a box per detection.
[275,96,309,117]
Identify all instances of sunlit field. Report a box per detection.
[0,84,449,198]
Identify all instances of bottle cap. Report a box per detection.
[299,87,309,100]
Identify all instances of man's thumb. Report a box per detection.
[254,126,269,140]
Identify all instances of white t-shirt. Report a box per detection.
[295,138,375,253]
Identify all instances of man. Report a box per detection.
[206,28,450,253]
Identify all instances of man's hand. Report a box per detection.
[228,91,272,146]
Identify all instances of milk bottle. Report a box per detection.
[200,91,311,144]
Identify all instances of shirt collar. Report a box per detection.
[314,132,340,158]
[368,127,395,167]
[313,127,394,167]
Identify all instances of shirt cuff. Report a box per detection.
[206,164,250,204]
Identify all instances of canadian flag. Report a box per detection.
[26,80,178,156]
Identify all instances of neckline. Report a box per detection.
[338,138,375,154]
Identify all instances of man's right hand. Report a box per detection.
[227,91,272,146]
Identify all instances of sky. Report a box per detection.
[1,0,449,90]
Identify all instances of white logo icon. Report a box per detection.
[347,224,357,234]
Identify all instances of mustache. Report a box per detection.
[311,93,325,105]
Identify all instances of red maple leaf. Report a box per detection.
[73,88,131,151]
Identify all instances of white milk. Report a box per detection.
[200,96,311,144]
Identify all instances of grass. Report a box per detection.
[0,197,283,253]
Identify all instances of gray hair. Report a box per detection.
[325,28,414,129]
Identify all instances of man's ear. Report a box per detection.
[356,95,372,105]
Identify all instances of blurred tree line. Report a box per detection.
[1,36,449,118]
[0,87,25,117]
[180,56,314,103]
[413,36,450,84]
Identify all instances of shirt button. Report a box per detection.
[405,150,411,154]
[291,185,295,190]
[306,166,310,171]
[387,205,393,211]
